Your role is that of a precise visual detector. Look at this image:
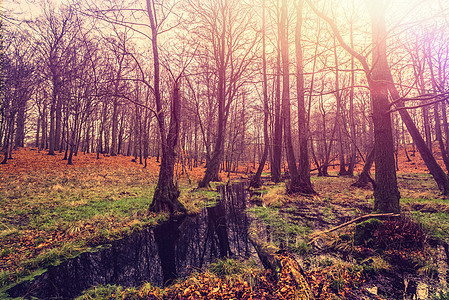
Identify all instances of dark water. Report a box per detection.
[7,182,254,299]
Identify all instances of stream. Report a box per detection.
[6,181,449,299]
[7,182,255,299]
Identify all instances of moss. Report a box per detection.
[353,218,383,247]
[361,256,391,275]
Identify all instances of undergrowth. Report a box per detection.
[247,206,311,253]
[0,163,170,289]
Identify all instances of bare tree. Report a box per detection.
[250,0,270,188]
[295,0,315,193]
[186,0,258,188]
[306,0,401,212]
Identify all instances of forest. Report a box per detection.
[1,0,449,299]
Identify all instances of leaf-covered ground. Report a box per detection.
[0,148,253,291]
[1,147,449,299]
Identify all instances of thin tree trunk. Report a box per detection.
[35,117,40,148]
[250,0,269,188]
[434,102,449,172]
[402,121,411,162]
[48,80,56,155]
[334,37,347,176]
[110,99,119,156]
[295,0,315,193]
[347,24,357,176]
[41,102,47,150]
[271,2,283,183]
[280,0,301,193]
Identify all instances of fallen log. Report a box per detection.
[308,213,400,244]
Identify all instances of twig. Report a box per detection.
[308,213,400,243]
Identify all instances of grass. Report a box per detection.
[0,158,167,289]
[433,291,449,300]
[258,183,288,207]
[0,150,236,292]
[247,206,311,251]
[178,186,220,214]
[75,284,124,300]
[412,211,449,241]
[360,256,392,273]
[209,258,257,277]
[2,147,448,298]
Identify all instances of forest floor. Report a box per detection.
[1,147,449,299]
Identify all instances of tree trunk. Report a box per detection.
[352,148,375,188]
[434,102,449,172]
[67,112,78,165]
[35,116,40,148]
[443,100,449,160]
[333,37,348,177]
[110,99,119,156]
[14,100,26,148]
[41,102,48,150]
[48,78,57,155]
[402,121,411,162]
[55,93,62,152]
[295,0,315,194]
[1,112,15,164]
[347,25,357,176]
[304,0,400,211]
[368,1,400,213]
[198,2,228,188]
[250,0,269,189]
[150,81,186,213]
[280,0,301,193]
[422,106,432,152]
[147,0,185,214]
[387,73,449,195]
[271,5,283,184]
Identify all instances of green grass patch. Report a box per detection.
[178,187,219,214]
[209,258,246,276]
[0,166,167,289]
[412,211,449,241]
[248,206,311,251]
[401,197,448,205]
[75,284,124,300]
